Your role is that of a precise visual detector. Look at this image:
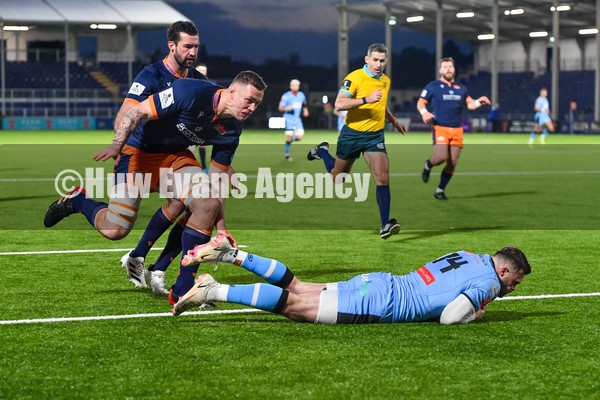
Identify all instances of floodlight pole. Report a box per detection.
[1,21,5,118]
[337,0,349,87]
[385,8,393,85]
[491,0,499,107]
[435,0,443,74]
[64,22,70,117]
[551,0,560,122]
[596,0,600,121]
[127,24,133,86]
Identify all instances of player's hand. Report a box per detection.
[478,96,491,106]
[217,229,238,248]
[93,143,121,161]
[422,111,435,124]
[368,89,383,103]
[475,309,485,320]
[227,166,240,192]
[390,118,406,135]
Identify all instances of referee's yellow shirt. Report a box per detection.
[339,65,390,132]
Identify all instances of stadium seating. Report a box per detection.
[393,70,594,119]
[5,61,105,89]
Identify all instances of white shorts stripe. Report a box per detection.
[315,289,338,324]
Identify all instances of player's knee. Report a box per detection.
[188,198,220,217]
[105,201,138,233]
[431,155,447,165]
[101,228,131,241]
[166,199,186,218]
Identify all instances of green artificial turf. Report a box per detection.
[0,130,598,399]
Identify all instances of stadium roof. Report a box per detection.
[339,0,598,42]
[0,0,189,29]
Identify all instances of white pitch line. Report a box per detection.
[496,292,600,300]
[1,170,600,183]
[0,292,598,326]
[0,248,163,256]
[0,308,263,325]
[0,244,248,256]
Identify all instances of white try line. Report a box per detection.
[495,292,600,300]
[0,245,248,256]
[1,292,598,326]
[0,308,263,325]
[0,248,163,256]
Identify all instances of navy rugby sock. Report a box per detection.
[172,226,210,296]
[152,221,184,272]
[130,207,174,259]
[318,148,335,172]
[376,185,391,226]
[439,169,453,190]
[72,194,108,227]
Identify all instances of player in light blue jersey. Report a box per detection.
[279,79,309,161]
[529,87,554,146]
[173,235,531,325]
[333,108,348,134]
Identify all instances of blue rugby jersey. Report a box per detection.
[125,57,206,104]
[128,78,241,167]
[419,80,471,127]
[279,90,307,130]
[391,251,501,322]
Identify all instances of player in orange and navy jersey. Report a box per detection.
[417,57,490,200]
[44,71,267,304]
[109,21,210,293]
[307,43,406,239]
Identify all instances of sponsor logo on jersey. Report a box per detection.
[420,89,428,97]
[491,285,498,298]
[417,266,436,285]
[214,124,229,135]
[341,79,351,90]
[128,82,145,96]
[176,122,205,145]
[159,88,174,109]
[442,91,462,101]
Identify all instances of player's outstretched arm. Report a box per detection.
[439,294,478,325]
[466,95,491,111]
[94,100,152,161]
